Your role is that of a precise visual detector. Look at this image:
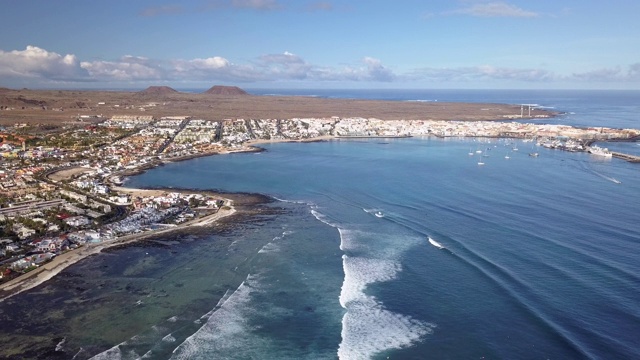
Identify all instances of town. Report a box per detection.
[0,106,639,285]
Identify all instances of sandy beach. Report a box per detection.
[0,192,237,302]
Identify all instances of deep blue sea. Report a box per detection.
[126,90,640,359]
[1,90,639,360]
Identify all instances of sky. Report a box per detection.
[1,0,639,90]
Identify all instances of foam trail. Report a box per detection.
[339,255,400,308]
[338,228,357,252]
[272,196,310,205]
[258,232,288,254]
[606,176,621,184]
[170,275,258,359]
[338,255,435,359]
[88,347,123,360]
[428,236,445,249]
[162,334,176,343]
[363,208,385,218]
[339,302,435,360]
[258,241,280,254]
[89,330,159,360]
[587,166,622,184]
[311,209,338,228]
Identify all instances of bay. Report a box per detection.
[1,89,639,359]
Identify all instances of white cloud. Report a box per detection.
[407,65,555,82]
[0,45,87,80]
[183,56,230,70]
[571,64,640,82]
[80,56,164,80]
[451,2,539,18]
[2,45,639,87]
[256,51,313,80]
[362,57,395,81]
[172,56,264,82]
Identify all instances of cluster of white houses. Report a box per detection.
[1,111,639,280]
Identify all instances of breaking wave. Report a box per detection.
[338,255,435,359]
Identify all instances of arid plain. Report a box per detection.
[0,86,552,126]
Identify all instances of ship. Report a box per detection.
[588,145,613,157]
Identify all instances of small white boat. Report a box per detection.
[428,236,444,249]
[374,211,384,218]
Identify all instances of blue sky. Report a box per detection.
[1,0,639,89]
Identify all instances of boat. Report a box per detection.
[505,154,510,159]
[374,211,384,218]
[477,160,485,165]
[428,236,444,249]
[529,152,539,157]
[588,145,613,157]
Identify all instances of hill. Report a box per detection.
[203,85,248,96]
[137,86,179,96]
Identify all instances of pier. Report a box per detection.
[611,152,640,163]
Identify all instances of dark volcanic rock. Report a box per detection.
[137,86,179,96]
[203,85,248,96]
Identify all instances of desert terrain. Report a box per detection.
[0,86,552,127]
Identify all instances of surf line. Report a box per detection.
[428,236,445,249]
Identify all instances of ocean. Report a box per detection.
[1,89,639,360]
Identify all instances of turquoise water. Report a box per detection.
[1,90,639,359]
[124,136,640,359]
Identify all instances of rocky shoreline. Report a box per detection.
[0,187,276,302]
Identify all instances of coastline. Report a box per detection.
[3,128,637,301]
[0,190,239,302]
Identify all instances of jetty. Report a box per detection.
[611,151,640,163]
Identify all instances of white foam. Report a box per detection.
[338,228,357,252]
[338,301,436,359]
[428,236,445,249]
[55,338,66,352]
[170,275,259,359]
[588,167,622,184]
[311,209,338,228]
[162,334,176,343]
[339,229,421,259]
[363,208,385,218]
[337,255,435,359]
[272,196,310,205]
[89,324,168,360]
[258,241,280,254]
[339,255,400,308]
[88,346,124,360]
